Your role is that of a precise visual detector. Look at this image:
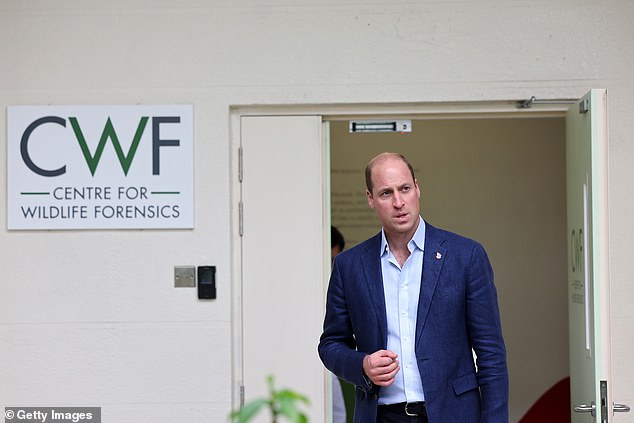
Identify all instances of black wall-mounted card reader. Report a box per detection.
[197,266,216,299]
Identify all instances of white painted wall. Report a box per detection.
[1,1,633,422]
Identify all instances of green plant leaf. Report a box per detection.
[229,375,310,423]
[277,394,310,423]
[229,398,268,423]
[266,374,276,395]
[276,389,310,405]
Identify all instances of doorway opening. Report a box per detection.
[327,116,568,422]
[233,95,609,423]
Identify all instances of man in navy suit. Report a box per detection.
[319,153,508,423]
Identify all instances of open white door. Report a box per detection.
[566,90,628,422]
[239,115,327,423]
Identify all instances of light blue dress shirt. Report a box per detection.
[377,217,426,405]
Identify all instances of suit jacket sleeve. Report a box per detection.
[466,242,509,422]
[318,256,375,393]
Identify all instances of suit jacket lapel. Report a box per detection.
[416,223,446,346]
[361,233,388,348]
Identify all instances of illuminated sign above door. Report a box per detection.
[7,105,194,230]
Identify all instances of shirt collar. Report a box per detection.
[380,216,426,256]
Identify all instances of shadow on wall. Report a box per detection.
[518,377,571,423]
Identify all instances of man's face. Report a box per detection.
[366,156,421,239]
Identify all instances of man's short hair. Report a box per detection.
[365,152,416,193]
[331,226,345,251]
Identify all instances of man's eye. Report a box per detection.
[402,186,411,192]
[380,191,390,197]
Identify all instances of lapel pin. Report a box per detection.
[435,252,442,260]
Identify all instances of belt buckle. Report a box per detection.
[405,402,420,417]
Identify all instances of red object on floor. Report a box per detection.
[518,377,571,423]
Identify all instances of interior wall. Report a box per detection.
[330,118,567,422]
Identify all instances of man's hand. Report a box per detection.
[362,350,399,386]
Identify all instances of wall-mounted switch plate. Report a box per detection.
[174,266,196,287]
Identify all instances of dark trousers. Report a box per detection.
[377,402,428,423]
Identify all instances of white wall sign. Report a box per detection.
[7,105,194,230]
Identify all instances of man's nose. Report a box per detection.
[392,192,404,208]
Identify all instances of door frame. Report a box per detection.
[229,98,606,419]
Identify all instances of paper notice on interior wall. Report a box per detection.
[330,166,380,247]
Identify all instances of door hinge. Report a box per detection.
[238,146,244,183]
[240,384,245,408]
[239,201,244,237]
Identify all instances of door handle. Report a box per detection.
[574,402,596,415]
[613,402,631,413]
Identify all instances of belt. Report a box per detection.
[378,401,426,417]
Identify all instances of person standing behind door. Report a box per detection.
[319,152,508,422]
[331,225,348,423]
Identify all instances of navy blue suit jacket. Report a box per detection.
[318,222,508,423]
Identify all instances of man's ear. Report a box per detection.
[366,189,375,208]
